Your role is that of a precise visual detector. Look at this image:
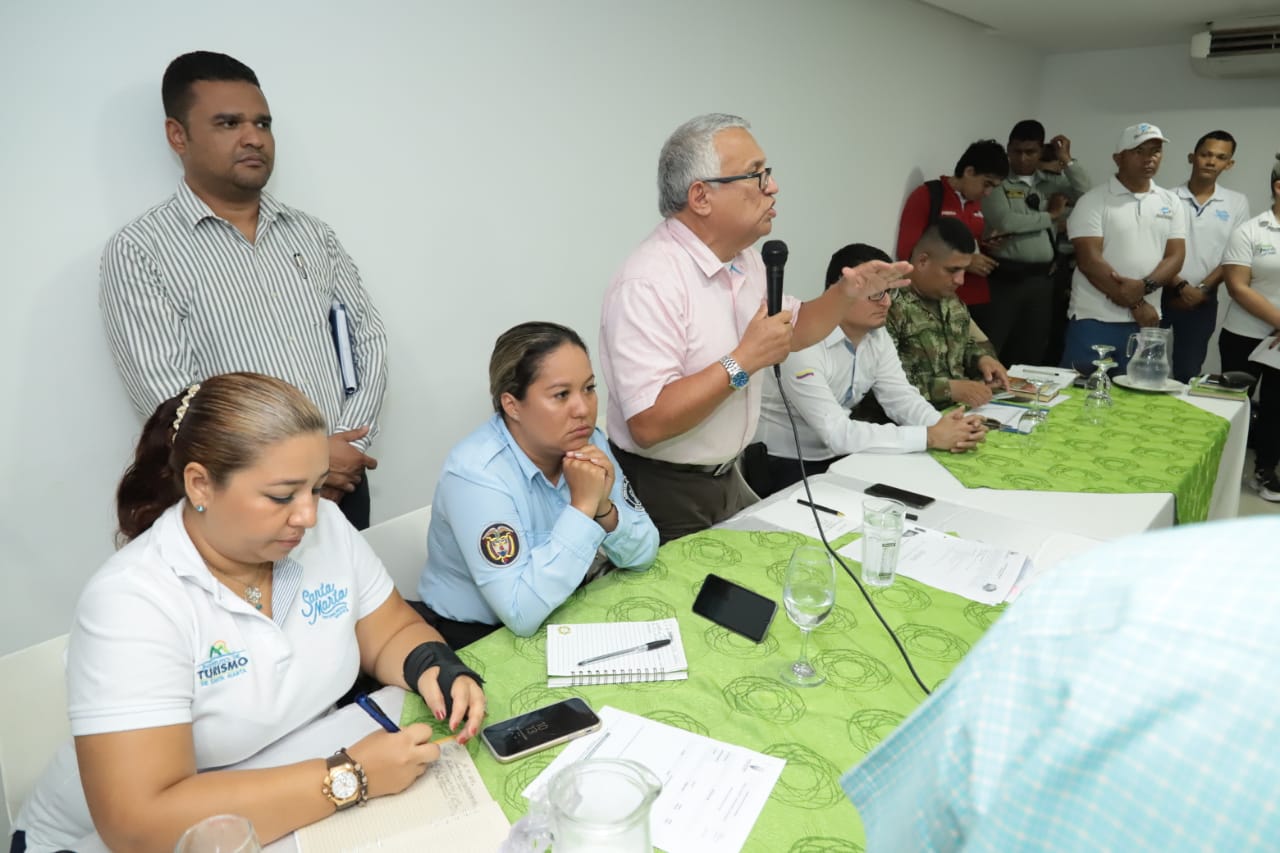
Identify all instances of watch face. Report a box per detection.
[331,769,359,800]
[730,371,749,389]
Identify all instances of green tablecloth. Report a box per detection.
[401,529,1001,851]
[932,390,1229,524]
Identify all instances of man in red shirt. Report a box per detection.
[896,140,1009,322]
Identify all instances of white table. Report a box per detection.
[827,392,1247,541]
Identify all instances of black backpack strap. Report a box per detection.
[925,179,944,226]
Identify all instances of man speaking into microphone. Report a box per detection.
[599,113,910,542]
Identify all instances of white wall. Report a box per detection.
[1040,43,1280,372]
[0,0,1044,667]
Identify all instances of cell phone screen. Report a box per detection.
[481,698,601,762]
[692,573,778,643]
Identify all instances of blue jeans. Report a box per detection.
[1060,318,1141,374]
[1161,290,1218,382]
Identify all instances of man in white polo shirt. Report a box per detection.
[755,243,987,495]
[1161,130,1251,382]
[1061,123,1187,373]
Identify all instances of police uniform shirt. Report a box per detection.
[421,414,659,637]
[17,501,394,849]
[983,163,1092,265]
[1067,177,1188,322]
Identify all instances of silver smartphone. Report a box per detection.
[481,698,602,763]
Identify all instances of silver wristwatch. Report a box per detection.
[719,355,749,390]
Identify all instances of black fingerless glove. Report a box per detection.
[403,642,484,716]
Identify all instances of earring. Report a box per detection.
[196,504,206,513]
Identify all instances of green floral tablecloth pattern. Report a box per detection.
[932,390,1229,524]
[402,528,1001,852]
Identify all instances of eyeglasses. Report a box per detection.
[700,167,773,192]
[867,289,894,302]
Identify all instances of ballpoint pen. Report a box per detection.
[578,637,672,666]
[355,693,400,733]
[797,498,845,517]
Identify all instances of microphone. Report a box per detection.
[762,240,788,316]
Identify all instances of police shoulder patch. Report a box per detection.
[622,477,645,512]
[479,523,520,565]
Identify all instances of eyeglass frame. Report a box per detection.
[698,167,773,193]
[866,288,895,303]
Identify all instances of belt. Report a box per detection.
[609,440,740,477]
[992,259,1055,278]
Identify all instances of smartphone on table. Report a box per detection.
[481,698,602,763]
[863,482,935,509]
[692,573,778,643]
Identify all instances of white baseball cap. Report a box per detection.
[1115,123,1169,153]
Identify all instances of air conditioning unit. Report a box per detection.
[1190,16,1280,78]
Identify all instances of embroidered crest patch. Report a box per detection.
[623,477,645,512]
[480,523,520,565]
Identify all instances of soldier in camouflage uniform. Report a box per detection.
[887,219,1010,409]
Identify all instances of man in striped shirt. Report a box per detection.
[100,51,387,529]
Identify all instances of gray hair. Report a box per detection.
[657,113,750,218]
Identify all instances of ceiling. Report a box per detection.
[916,0,1280,51]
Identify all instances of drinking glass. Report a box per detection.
[860,499,905,587]
[174,815,262,853]
[1017,409,1043,452]
[779,545,836,688]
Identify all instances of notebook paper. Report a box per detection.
[546,618,688,686]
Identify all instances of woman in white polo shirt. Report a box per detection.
[1221,154,1280,501]
[14,373,486,852]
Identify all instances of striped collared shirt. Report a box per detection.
[100,180,387,449]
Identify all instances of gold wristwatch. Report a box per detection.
[322,748,368,810]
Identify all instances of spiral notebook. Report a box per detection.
[546,618,688,687]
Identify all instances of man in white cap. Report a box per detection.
[1059,123,1187,372]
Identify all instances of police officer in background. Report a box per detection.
[981,120,1090,365]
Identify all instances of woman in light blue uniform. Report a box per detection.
[415,322,659,646]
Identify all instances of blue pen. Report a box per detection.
[355,693,400,733]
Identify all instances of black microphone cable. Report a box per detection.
[771,363,933,696]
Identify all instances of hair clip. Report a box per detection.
[171,383,202,441]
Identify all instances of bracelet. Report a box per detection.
[593,501,616,520]
[403,642,484,715]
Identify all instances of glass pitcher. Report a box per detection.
[1125,327,1173,389]
[502,759,662,852]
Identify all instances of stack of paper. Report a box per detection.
[840,521,1024,605]
[749,482,862,541]
[523,706,785,853]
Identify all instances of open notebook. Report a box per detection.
[546,618,688,687]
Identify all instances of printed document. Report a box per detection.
[523,706,785,853]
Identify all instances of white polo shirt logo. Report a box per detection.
[197,641,251,687]
[300,582,350,624]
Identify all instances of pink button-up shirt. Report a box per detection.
[599,218,800,465]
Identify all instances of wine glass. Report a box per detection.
[779,545,836,688]
[1083,358,1115,425]
[1085,344,1116,406]
[174,815,262,853]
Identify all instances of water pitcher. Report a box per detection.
[502,759,661,852]
[1125,327,1172,389]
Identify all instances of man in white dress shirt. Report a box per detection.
[755,244,987,495]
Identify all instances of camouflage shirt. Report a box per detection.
[886,287,996,407]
